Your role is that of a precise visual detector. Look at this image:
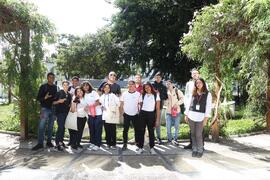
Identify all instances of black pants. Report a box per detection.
[69,117,87,146]
[137,110,156,148]
[123,113,139,144]
[104,122,116,146]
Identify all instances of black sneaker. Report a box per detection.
[184,143,192,149]
[32,143,44,151]
[46,142,54,148]
[192,151,198,157]
[122,144,127,151]
[71,145,78,150]
[61,142,68,149]
[157,138,163,145]
[56,145,64,151]
[197,152,203,158]
[77,144,83,149]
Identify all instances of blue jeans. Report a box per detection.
[88,115,103,147]
[166,113,181,141]
[38,107,55,144]
[55,113,68,145]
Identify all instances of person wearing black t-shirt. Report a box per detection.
[32,72,57,151]
[53,81,72,151]
[98,71,121,96]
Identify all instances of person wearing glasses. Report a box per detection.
[98,71,121,96]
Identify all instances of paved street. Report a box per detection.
[0,133,270,180]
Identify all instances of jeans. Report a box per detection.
[88,115,103,147]
[38,107,55,144]
[55,113,68,145]
[166,113,181,141]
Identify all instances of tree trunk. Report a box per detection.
[211,50,222,142]
[266,56,270,131]
[8,82,11,104]
[19,27,30,140]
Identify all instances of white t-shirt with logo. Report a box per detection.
[140,93,160,112]
[120,91,141,116]
[85,91,102,116]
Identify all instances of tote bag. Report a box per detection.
[65,111,78,130]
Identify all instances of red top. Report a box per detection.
[136,84,143,94]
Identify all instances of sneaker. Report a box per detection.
[197,152,203,158]
[184,143,192,149]
[105,145,111,150]
[150,148,156,155]
[111,146,117,150]
[91,145,100,151]
[32,143,44,151]
[61,142,68,149]
[192,151,197,157]
[136,148,143,154]
[77,144,83,149]
[46,142,54,148]
[122,144,127,151]
[56,145,64,151]
[71,145,78,150]
[157,138,163,145]
[172,139,179,146]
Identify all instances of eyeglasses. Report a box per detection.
[109,74,116,77]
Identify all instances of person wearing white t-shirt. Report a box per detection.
[137,82,161,154]
[70,87,88,150]
[120,80,141,151]
[100,83,120,149]
[82,82,103,151]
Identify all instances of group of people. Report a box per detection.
[32,69,212,157]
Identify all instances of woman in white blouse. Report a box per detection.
[100,83,120,149]
[184,78,212,158]
[70,87,88,150]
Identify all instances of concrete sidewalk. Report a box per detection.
[0,133,270,180]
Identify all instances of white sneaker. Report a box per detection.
[172,140,179,146]
[91,145,100,151]
[136,148,143,154]
[105,145,110,150]
[150,148,156,155]
[111,146,117,150]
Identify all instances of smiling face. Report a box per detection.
[166,81,173,90]
[144,84,152,94]
[47,74,55,85]
[195,79,203,91]
[72,78,79,87]
[76,88,84,98]
[103,84,111,94]
[108,72,117,82]
[83,83,90,93]
[128,81,136,92]
[191,70,199,80]
[62,82,69,92]
[135,75,142,84]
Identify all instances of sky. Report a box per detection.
[26,0,118,36]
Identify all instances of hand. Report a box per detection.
[45,92,52,100]
[84,105,89,112]
[154,119,160,128]
[173,104,178,109]
[184,116,189,124]
[58,98,66,104]
[203,118,208,127]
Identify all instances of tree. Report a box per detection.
[182,0,270,134]
[56,28,133,79]
[0,0,55,139]
[112,0,217,82]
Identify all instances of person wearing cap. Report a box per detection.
[98,71,121,96]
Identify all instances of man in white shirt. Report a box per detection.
[120,80,141,150]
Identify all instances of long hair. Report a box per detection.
[142,82,156,96]
[81,81,94,93]
[74,86,85,97]
[192,78,208,96]
[101,83,111,94]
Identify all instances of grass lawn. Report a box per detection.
[0,103,267,141]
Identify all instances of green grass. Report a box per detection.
[0,103,267,140]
